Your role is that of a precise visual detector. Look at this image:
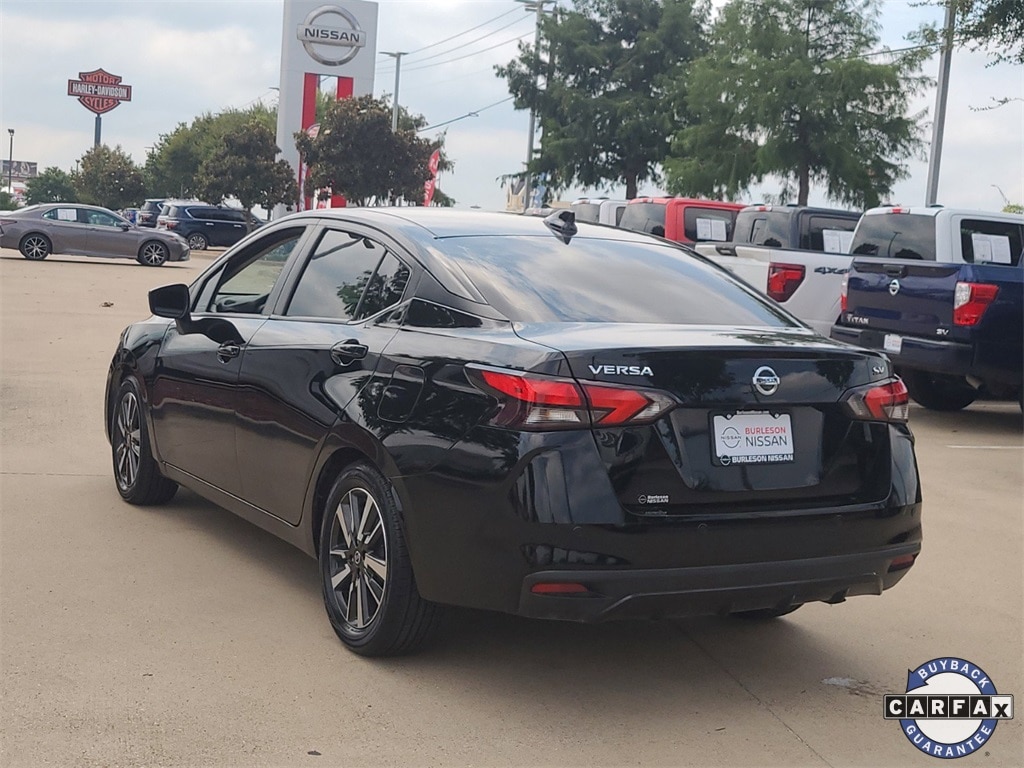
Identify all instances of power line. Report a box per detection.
[400,32,533,73]
[405,6,521,57]
[418,97,515,132]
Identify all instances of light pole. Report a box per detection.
[516,0,553,212]
[6,128,13,193]
[381,51,407,131]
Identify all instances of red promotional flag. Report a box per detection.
[424,150,441,206]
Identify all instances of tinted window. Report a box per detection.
[619,203,666,235]
[201,230,302,314]
[434,235,795,326]
[286,230,392,321]
[960,219,1023,266]
[803,215,858,251]
[683,206,736,242]
[359,252,411,318]
[746,211,790,247]
[851,214,936,260]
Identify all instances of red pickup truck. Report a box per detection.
[619,197,745,245]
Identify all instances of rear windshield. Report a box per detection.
[619,203,666,235]
[851,214,936,260]
[433,235,796,326]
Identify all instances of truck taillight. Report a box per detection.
[953,282,998,326]
[840,273,849,312]
[466,366,675,430]
[843,379,909,423]
[767,263,805,302]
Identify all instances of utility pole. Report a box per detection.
[517,0,553,212]
[6,129,13,192]
[925,0,956,206]
[381,51,406,131]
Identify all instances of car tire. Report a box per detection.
[111,378,178,505]
[319,462,440,656]
[187,233,209,251]
[138,241,169,267]
[732,604,803,620]
[902,370,976,411]
[19,233,51,260]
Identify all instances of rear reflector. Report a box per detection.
[843,378,910,423]
[530,582,590,595]
[467,366,675,430]
[888,554,917,572]
[953,282,998,326]
[767,263,805,302]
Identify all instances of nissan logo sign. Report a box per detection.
[297,5,366,66]
[889,279,901,296]
[752,366,780,396]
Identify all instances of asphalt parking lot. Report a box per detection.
[1,248,1021,767]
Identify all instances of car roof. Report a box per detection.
[863,206,1024,221]
[281,207,662,243]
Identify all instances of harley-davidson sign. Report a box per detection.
[67,69,132,115]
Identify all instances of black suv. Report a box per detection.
[137,199,166,228]
[156,204,251,250]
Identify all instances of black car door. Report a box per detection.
[234,225,415,524]
[149,225,311,496]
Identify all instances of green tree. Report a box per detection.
[294,94,445,206]
[145,104,277,198]
[496,0,709,199]
[916,0,1024,65]
[1003,203,1024,214]
[75,145,146,210]
[195,120,298,223]
[0,190,17,210]
[25,167,77,204]
[665,0,930,207]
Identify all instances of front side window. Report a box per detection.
[683,207,735,242]
[619,203,666,235]
[198,229,302,314]
[804,216,858,252]
[83,209,122,227]
[286,230,408,321]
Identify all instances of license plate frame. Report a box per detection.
[711,410,795,466]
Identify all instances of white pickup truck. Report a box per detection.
[693,205,861,336]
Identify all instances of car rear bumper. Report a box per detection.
[517,542,920,622]
[831,325,972,375]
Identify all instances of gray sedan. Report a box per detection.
[0,203,190,266]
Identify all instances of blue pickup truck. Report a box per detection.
[831,207,1023,411]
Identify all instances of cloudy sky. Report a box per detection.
[1,0,1021,211]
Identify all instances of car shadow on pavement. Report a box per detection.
[0,253,195,269]
[908,401,1023,436]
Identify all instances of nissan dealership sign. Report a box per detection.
[297,4,368,66]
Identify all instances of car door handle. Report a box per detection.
[331,340,368,366]
[206,223,215,226]
[217,343,242,362]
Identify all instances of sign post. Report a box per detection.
[66,69,133,147]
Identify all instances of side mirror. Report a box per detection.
[149,283,191,320]
[120,223,130,231]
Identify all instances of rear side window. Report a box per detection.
[434,235,795,327]
[571,203,602,223]
[286,229,407,321]
[851,214,936,260]
[959,219,1023,266]
[748,212,790,247]
[683,206,735,242]
[619,203,666,235]
[804,215,858,252]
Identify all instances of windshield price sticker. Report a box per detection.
[884,334,903,355]
[713,411,794,465]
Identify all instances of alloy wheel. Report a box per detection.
[140,242,168,266]
[187,234,208,251]
[114,391,141,490]
[327,487,389,631]
[22,236,49,260]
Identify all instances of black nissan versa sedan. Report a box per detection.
[105,208,922,656]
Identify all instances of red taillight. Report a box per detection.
[767,263,805,302]
[839,273,849,313]
[953,282,998,326]
[844,378,909,423]
[468,366,675,430]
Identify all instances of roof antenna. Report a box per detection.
[543,209,577,244]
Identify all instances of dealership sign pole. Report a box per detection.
[275,1,377,215]
[66,69,133,147]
